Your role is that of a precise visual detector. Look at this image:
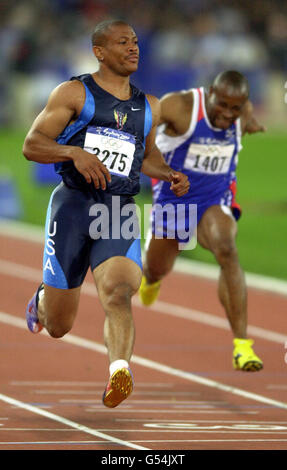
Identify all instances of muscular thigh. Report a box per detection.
[197,205,238,252]
[89,194,143,272]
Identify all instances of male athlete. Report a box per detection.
[23,20,189,408]
[140,70,265,371]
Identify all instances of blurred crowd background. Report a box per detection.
[1,0,287,129]
[0,1,286,280]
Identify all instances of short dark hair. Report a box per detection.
[91,19,130,47]
[213,70,249,97]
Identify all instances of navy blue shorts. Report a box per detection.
[43,182,142,289]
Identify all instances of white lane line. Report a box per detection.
[2,438,287,445]
[11,381,106,387]
[0,428,78,431]
[0,259,43,283]
[142,299,287,344]
[0,440,104,445]
[60,400,227,405]
[0,393,149,451]
[175,257,287,297]
[267,385,287,390]
[5,429,285,434]
[117,418,287,423]
[0,258,286,345]
[85,410,258,414]
[1,220,287,296]
[11,381,172,388]
[134,438,287,443]
[0,311,287,412]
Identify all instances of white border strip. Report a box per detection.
[1,220,286,296]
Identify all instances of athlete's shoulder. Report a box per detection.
[49,79,85,103]
[145,94,160,117]
[145,93,160,106]
[46,79,86,115]
[161,89,194,114]
[157,89,194,127]
[162,88,193,103]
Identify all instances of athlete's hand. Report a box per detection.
[245,117,266,134]
[169,171,190,197]
[72,149,111,190]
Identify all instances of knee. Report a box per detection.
[213,239,238,266]
[102,280,134,308]
[45,321,72,338]
[41,287,80,338]
[44,310,75,338]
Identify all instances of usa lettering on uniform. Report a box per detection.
[44,220,57,275]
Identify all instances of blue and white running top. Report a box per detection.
[150,87,243,245]
[153,87,242,212]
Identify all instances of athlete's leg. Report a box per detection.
[197,205,247,338]
[93,256,141,408]
[139,236,180,306]
[37,285,81,338]
[144,236,180,283]
[26,183,91,338]
[93,256,142,363]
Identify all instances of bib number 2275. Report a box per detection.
[84,126,136,177]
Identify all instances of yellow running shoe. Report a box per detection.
[233,338,263,371]
[102,367,134,408]
[139,275,161,306]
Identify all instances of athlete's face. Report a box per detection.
[207,86,248,129]
[95,24,139,76]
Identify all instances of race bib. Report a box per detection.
[84,126,136,177]
[184,143,234,174]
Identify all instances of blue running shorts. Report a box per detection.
[43,182,142,289]
[151,185,240,245]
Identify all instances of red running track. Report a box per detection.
[0,225,287,452]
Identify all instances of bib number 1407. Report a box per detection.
[184,143,234,174]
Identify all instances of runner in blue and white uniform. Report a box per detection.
[140,70,266,372]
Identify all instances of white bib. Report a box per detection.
[184,143,234,175]
[84,126,136,177]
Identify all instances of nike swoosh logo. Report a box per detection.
[131,107,141,111]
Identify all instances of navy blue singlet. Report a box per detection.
[42,75,152,289]
[55,74,152,196]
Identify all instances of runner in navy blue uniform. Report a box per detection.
[23,20,189,408]
[139,71,266,372]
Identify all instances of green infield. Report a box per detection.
[0,128,286,280]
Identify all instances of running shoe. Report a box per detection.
[25,283,44,334]
[233,338,263,371]
[139,275,161,306]
[102,367,134,408]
